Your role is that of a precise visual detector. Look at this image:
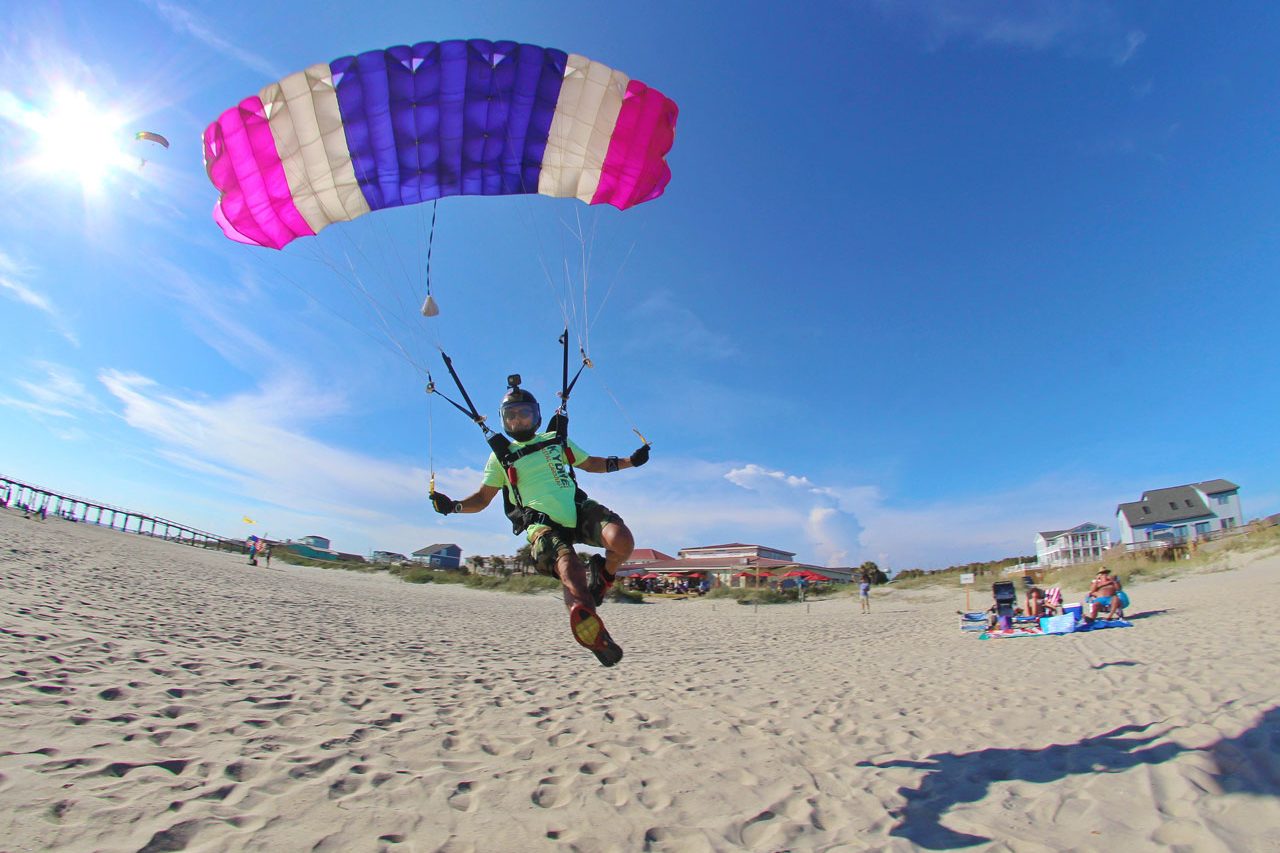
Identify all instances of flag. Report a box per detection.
[242,516,256,524]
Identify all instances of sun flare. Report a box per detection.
[24,88,133,192]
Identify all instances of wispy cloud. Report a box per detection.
[0,360,103,420]
[874,0,1146,65]
[629,289,739,360]
[596,458,1126,572]
[142,0,282,79]
[94,365,531,555]
[0,251,78,345]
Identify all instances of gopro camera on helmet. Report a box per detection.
[500,376,540,441]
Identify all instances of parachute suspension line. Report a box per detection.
[334,247,431,376]
[246,248,432,380]
[421,200,441,321]
[597,374,649,447]
[285,218,430,377]
[426,382,436,497]
[589,236,640,334]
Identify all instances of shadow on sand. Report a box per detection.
[859,705,1280,849]
[1125,609,1172,621]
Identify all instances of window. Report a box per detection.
[1143,506,1151,514]
[1169,502,1177,510]
[1217,495,1230,505]
[1195,522,1210,537]
[1185,499,1193,507]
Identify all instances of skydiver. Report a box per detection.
[428,384,649,667]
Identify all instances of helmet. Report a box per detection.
[500,387,541,442]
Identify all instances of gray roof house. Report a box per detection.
[413,543,462,569]
[1115,479,1242,547]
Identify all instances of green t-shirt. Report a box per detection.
[483,432,589,539]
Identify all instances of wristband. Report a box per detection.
[606,456,620,473]
[453,501,464,514]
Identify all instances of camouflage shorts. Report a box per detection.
[530,498,624,578]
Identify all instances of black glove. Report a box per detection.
[430,491,460,515]
[629,444,651,467]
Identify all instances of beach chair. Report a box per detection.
[992,581,1017,629]
[1045,586,1062,609]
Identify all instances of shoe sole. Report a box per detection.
[570,604,623,667]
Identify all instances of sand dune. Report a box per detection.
[2,509,1278,851]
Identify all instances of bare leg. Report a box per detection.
[598,521,635,576]
[555,549,593,612]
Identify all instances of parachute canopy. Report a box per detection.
[203,39,678,250]
[135,131,170,148]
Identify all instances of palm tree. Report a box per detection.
[515,543,534,575]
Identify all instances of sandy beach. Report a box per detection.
[2,509,1278,852]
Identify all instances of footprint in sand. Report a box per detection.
[447,780,479,812]
[327,775,362,799]
[737,808,787,849]
[636,778,673,811]
[596,775,629,807]
[643,826,716,852]
[531,775,573,808]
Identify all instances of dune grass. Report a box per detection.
[887,523,1280,602]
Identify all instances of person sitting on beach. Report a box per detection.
[1085,568,1124,620]
[1025,586,1048,617]
[428,380,648,668]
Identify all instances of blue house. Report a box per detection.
[1116,479,1243,547]
[413,543,462,569]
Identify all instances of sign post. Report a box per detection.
[960,572,976,610]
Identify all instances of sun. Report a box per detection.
[24,88,133,193]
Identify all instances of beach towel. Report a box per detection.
[978,627,1043,640]
[1075,619,1133,632]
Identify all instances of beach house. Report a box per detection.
[1035,523,1111,567]
[617,542,852,587]
[413,543,462,569]
[1115,479,1243,547]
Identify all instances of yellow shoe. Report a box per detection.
[569,604,623,667]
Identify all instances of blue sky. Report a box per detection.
[1,1,1277,571]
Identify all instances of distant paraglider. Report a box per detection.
[135,131,169,148]
[134,130,169,167]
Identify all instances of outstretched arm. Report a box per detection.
[431,483,501,515]
[577,444,651,474]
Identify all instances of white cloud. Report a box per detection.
[92,367,527,555]
[142,1,282,79]
[0,251,77,345]
[595,457,1128,573]
[629,289,739,360]
[0,361,102,419]
[98,368,418,506]
[874,0,1146,65]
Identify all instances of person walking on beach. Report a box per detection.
[859,571,872,613]
[428,381,648,667]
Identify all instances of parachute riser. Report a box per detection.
[427,353,494,437]
[553,328,593,416]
